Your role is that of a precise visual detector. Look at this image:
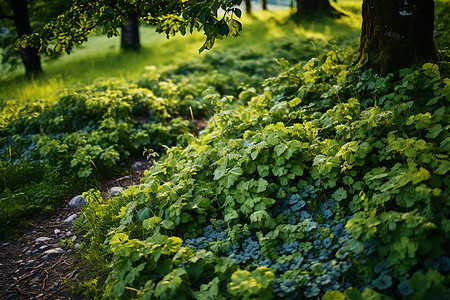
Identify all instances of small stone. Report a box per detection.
[42,248,64,259]
[66,231,72,237]
[26,260,35,266]
[3,242,11,246]
[131,161,144,169]
[39,245,49,250]
[15,260,23,264]
[31,276,41,282]
[71,235,77,242]
[62,214,78,224]
[20,243,25,247]
[68,195,85,207]
[25,250,32,256]
[74,243,81,249]
[7,293,15,300]
[54,229,61,235]
[110,187,124,197]
[35,237,52,243]
[66,249,74,255]
[31,249,39,255]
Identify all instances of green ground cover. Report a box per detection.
[0,1,449,298]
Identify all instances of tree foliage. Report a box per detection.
[17,0,244,55]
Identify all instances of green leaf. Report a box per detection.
[214,161,227,180]
[436,160,450,175]
[332,187,347,201]
[323,291,345,300]
[165,236,183,253]
[256,178,269,193]
[161,220,175,230]
[274,143,288,156]
[143,216,162,230]
[426,124,443,139]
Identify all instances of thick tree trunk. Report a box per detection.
[245,0,252,14]
[296,0,340,16]
[358,0,439,75]
[9,0,42,79]
[121,11,140,52]
[262,0,267,10]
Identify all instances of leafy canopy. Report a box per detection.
[17,0,243,55]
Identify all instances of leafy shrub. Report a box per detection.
[76,45,450,299]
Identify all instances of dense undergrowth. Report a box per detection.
[74,49,450,299]
[0,4,449,299]
[0,20,337,240]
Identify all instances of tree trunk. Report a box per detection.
[9,0,42,79]
[296,0,340,16]
[121,11,140,52]
[245,0,252,14]
[358,0,439,75]
[262,0,267,10]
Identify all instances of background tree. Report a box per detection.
[262,0,267,11]
[295,0,342,17]
[121,11,140,51]
[358,0,439,75]
[245,0,252,14]
[0,0,69,78]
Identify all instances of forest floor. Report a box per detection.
[0,158,152,300]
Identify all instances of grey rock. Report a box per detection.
[26,260,35,266]
[74,243,81,249]
[54,229,61,234]
[71,235,77,242]
[66,249,74,255]
[110,187,124,197]
[25,250,32,256]
[62,214,78,224]
[65,231,72,237]
[42,248,64,259]
[68,195,85,207]
[35,237,52,243]
[3,242,11,246]
[131,161,144,169]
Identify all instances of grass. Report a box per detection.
[0,3,362,109]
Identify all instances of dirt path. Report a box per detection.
[0,158,152,300]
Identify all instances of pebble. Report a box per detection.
[39,245,49,250]
[71,235,77,242]
[54,229,61,234]
[42,248,64,259]
[131,161,144,169]
[26,260,35,266]
[62,214,78,224]
[68,195,85,207]
[110,187,124,197]
[74,243,81,249]
[3,242,11,246]
[25,250,32,256]
[35,237,52,243]
[66,231,72,237]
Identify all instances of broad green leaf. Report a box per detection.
[161,220,175,230]
[256,178,269,193]
[332,187,347,201]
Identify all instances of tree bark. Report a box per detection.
[9,0,42,79]
[121,11,140,52]
[245,0,251,14]
[296,0,341,16]
[262,0,267,10]
[358,0,439,75]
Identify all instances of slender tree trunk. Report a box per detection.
[9,0,41,79]
[245,0,252,14]
[121,11,140,51]
[262,0,267,10]
[296,0,340,16]
[358,0,439,75]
